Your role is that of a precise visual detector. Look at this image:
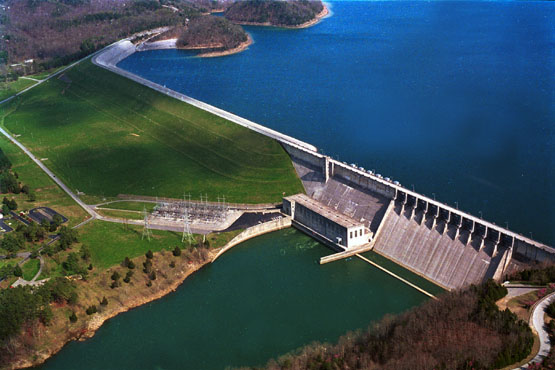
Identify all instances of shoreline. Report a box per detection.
[7,219,287,369]
[232,3,329,29]
[138,34,253,58]
[190,34,253,58]
[83,255,212,336]
[6,252,216,370]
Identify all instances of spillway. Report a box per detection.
[285,144,553,290]
[372,202,504,290]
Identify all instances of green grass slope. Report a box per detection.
[0,135,89,227]
[0,60,303,203]
[0,78,38,102]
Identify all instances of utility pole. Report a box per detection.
[141,206,152,241]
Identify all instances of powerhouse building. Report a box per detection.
[283,193,369,249]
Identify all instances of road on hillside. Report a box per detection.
[517,292,555,369]
[0,127,98,220]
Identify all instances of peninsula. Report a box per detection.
[145,16,252,57]
[225,0,328,29]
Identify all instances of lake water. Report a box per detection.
[41,1,554,368]
[119,0,554,245]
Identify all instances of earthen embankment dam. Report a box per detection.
[93,40,554,291]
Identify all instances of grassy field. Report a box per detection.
[0,257,21,269]
[101,201,157,212]
[0,78,37,101]
[0,60,303,203]
[78,220,241,270]
[0,135,90,227]
[21,258,40,280]
[96,209,144,220]
[28,67,65,80]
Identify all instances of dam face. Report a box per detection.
[283,143,554,291]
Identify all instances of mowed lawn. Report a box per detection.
[0,60,303,203]
[0,135,90,226]
[0,78,38,102]
[78,220,242,269]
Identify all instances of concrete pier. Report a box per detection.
[212,216,292,262]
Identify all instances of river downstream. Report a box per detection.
[41,230,436,369]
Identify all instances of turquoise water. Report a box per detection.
[119,1,554,245]
[40,230,434,369]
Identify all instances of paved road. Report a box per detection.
[31,255,45,283]
[517,292,555,369]
[506,287,542,298]
[0,39,121,107]
[0,235,56,284]
[0,127,98,221]
[0,251,31,260]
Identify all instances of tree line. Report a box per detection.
[0,148,36,202]
[0,277,78,363]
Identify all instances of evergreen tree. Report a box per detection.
[81,245,91,261]
[85,305,97,315]
[13,265,22,277]
[7,198,17,210]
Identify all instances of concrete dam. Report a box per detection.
[281,142,554,291]
[94,40,554,292]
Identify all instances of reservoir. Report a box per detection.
[119,0,554,245]
[41,1,553,368]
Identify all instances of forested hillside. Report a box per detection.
[225,0,324,27]
[176,15,247,50]
[0,0,324,79]
[0,0,228,73]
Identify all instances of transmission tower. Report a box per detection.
[182,208,195,244]
[142,206,152,241]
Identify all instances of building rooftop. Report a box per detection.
[284,193,363,229]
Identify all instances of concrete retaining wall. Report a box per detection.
[514,239,554,263]
[93,40,137,68]
[332,163,397,199]
[282,143,325,170]
[212,216,292,261]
